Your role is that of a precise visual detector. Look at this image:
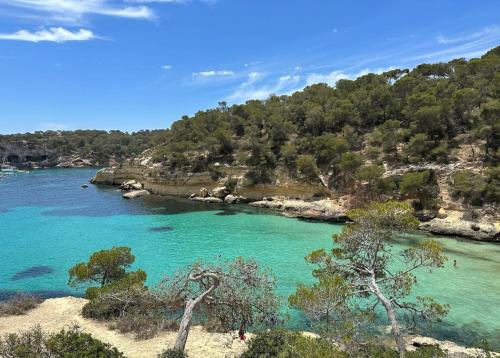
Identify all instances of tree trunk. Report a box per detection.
[174,271,220,352]
[370,278,406,357]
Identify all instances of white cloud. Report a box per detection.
[0,0,155,22]
[162,64,172,69]
[228,72,300,102]
[192,70,235,77]
[0,27,96,42]
[40,122,69,131]
[305,70,349,87]
[436,26,498,45]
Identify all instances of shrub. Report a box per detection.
[158,348,188,358]
[82,287,179,340]
[296,155,319,181]
[0,294,42,317]
[242,329,344,358]
[0,325,125,358]
[450,170,487,205]
[110,313,178,340]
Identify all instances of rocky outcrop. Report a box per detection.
[91,168,116,185]
[250,197,349,222]
[190,196,224,203]
[407,335,499,358]
[122,190,150,199]
[420,217,499,241]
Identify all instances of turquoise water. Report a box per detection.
[0,168,499,348]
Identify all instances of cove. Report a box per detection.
[0,168,498,348]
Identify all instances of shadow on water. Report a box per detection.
[149,226,175,232]
[11,266,55,281]
[0,290,81,302]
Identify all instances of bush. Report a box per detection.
[158,348,188,358]
[450,170,487,205]
[82,287,179,340]
[110,313,178,340]
[242,329,344,358]
[0,294,42,317]
[0,325,125,358]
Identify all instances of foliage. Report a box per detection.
[160,257,282,333]
[0,325,125,358]
[0,294,42,317]
[241,329,344,358]
[296,155,319,181]
[0,129,167,165]
[450,170,488,205]
[294,201,449,356]
[158,348,189,358]
[399,170,439,209]
[68,246,146,299]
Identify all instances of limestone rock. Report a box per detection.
[224,194,238,204]
[91,168,115,185]
[131,182,143,190]
[190,196,224,203]
[122,190,150,199]
[212,186,230,199]
[419,218,499,242]
[120,180,137,191]
[199,188,209,198]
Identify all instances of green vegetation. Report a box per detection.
[0,325,124,357]
[68,246,147,299]
[145,48,499,198]
[290,202,449,357]
[450,168,500,205]
[241,329,344,358]
[0,129,167,165]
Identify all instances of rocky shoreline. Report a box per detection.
[91,167,499,242]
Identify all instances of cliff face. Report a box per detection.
[92,152,499,242]
[93,161,326,201]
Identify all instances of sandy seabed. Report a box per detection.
[0,297,249,358]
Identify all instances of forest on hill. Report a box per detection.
[147,47,499,208]
[0,130,167,165]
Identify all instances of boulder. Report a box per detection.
[212,186,230,199]
[199,188,209,198]
[120,180,137,191]
[131,182,143,190]
[91,168,115,185]
[224,194,238,204]
[189,193,196,199]
[122,190,150,199]
[80,184,88,189]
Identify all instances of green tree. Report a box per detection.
[337,152,363,187]
[400,170,439,209]
[355,165,385,198]
[296,155,320,181]
[68,247,146,299]
[298,202,449,357]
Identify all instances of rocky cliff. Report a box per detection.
[92,154,499,242]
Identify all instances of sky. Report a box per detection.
[0,0,499,134]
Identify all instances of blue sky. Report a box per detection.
[0,0,499,134]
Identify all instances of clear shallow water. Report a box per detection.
[0,168,499,348]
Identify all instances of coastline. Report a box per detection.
[91,167,500,242]
[0,297,496,358]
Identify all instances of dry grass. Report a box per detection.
[0,294,43,317]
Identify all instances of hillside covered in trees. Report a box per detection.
[138,47,499,211]
[0,130,167,166]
